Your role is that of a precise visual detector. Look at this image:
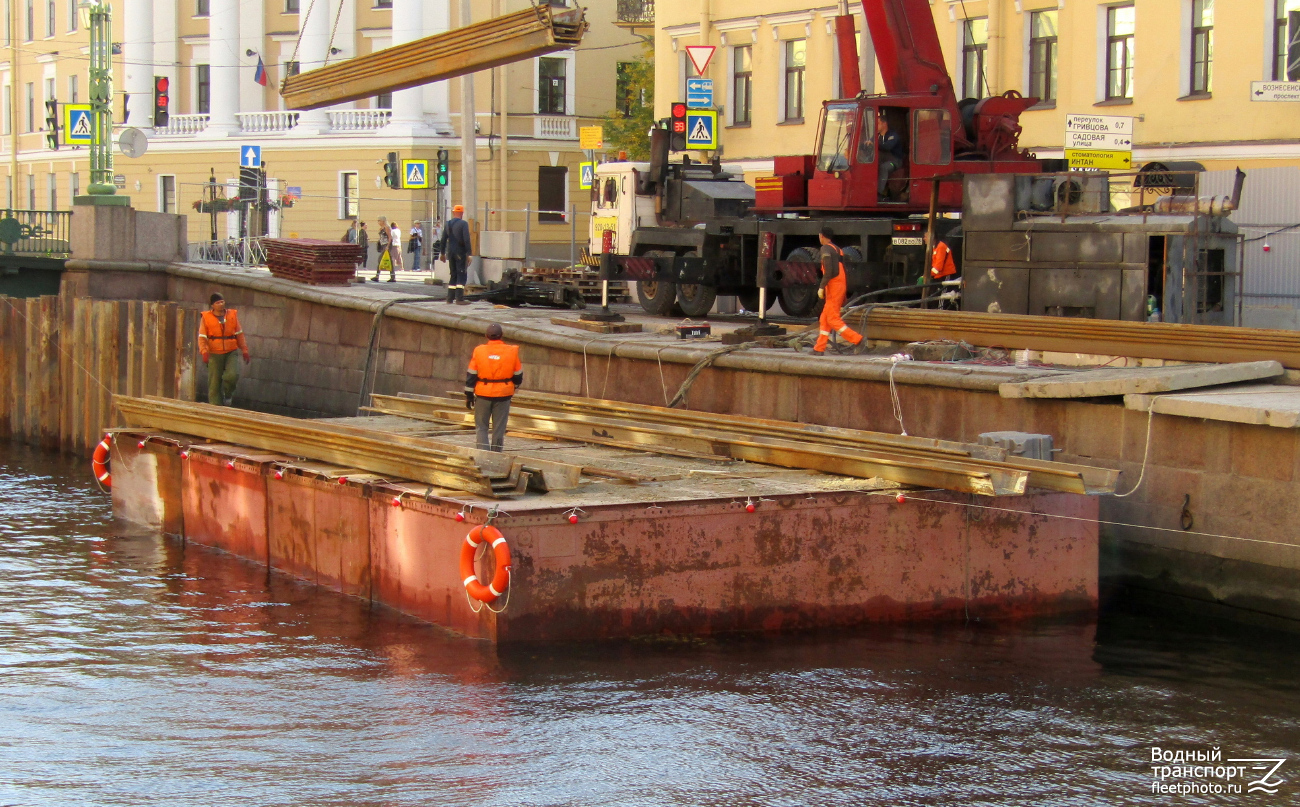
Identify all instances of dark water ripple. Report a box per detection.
[1,442,1298,806]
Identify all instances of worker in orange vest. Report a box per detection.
[198,293,250,406]
[930,238,957,280]
[813,227,864,355]
[465,323,523,452]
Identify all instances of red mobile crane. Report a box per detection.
[595,0,1049,318]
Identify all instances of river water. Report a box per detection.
[2,442,1299,807]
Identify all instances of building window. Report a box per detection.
[1106,5,1135,100]
[66,0,75,31]
[4,176,10,207]
[42,78,52,130]
[375,0,391,8]
[24,82,33,132]
[47,172,55,209]
[25,0,32,41]
[284,60,300,78]
[961,18,988,99]
[783,39,805,121]
[538,56,566,114]
[27,174,35,210]
[1189,0,1213,94]
[1028,10,1057,103]
[68,74,77,103]
[44,0,52,36]
[732,45,752,125]
[285,0,299,11]
[375,92,391,109]
[70,171,79,201]
[340,171,359,218]
[159,175,176,213]
[196,64,210,113]
[538,165,567,223]
[2,87,9,135]
[196,0,208,16]
[1277,1,1300,80]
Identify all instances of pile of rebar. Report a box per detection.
[366,391,1118,497]
[867,309,1300,368]
[264,239,363,286]
[281,6,588,111]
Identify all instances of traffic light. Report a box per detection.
[44,100,58,150]
[436,148,449,187]
[153,76,170,128]
[670,102,688,151]
[383,152,400,189]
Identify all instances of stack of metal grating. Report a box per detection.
[264,239,365,286]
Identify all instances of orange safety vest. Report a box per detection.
[930,241,957,279]
[199,309,245,357]
[823,243,847,292]
[468,340,522,398]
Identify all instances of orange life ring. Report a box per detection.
[91,434,112,489]
[459,524,511,603]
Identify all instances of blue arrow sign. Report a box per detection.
[686,77,713,109]
[240,145,261,168]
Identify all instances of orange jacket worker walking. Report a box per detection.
[198,293,250,405]
[465,323,523,452]
[813,227,863,355]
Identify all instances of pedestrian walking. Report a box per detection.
[374,217,395,282]
[342,221,357,243]
[464,323,522,452]
[356,222,369,272]
[390,222,404,272]
[198,293,250,406]
[439,205,472,303]
[813,227,864,355]
[409,222,423,271]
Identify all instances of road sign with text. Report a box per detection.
[579,125,604,150]
[1064,149,1132,170]
[1251,81,1300,101]
[1065,114,1133,171]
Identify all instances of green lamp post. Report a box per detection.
[75,0,128,206]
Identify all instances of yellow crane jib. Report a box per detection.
[280,6,588,112]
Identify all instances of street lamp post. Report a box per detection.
[76,0,128,205]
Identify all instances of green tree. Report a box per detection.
[600,47,655,160]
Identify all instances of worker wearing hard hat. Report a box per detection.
[440,204,472,304]
[198,293,250,405]
[813,227,864,355]
[464,323,523,452]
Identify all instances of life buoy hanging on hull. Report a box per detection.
[91,434,112,489]
[459,524,512,603]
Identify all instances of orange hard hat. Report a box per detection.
[452,204,465,214]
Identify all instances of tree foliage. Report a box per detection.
[599,45,655,161]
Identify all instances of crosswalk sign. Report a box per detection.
[579,162,594,190]
[402,159,429,189]
[685,110,717,150]
[64,104,92,145]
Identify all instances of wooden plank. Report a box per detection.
[71,297,87,453]
[23,297,38,444]
[550,317,643,334]
[175,307,197,403]
[281,6,587,110]
[998,360,1284,399]
[37,296,60,451]
[0,297,10,439]
[159,303,178,398]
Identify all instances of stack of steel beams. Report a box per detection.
[281,6,587,110]
[264,239,364,286]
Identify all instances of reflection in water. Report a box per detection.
[1,443,1298,806]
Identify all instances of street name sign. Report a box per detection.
[1251,81,1300,101]
[1065,114,1134,171]
[1063,149,1132,170]
[1065,114,1134,134]
[1065,130,1132,150]
[686,78,713,108]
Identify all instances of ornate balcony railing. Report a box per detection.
[534,115,576,139]
[328,109,392,132]
[154,114,209,135]
[237,111,300,133]
[615,0,654,27]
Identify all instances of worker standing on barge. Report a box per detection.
[465,323,523,452]
[198,293,250,406]
[813,227,864,355]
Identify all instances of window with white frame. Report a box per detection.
[538,56,567,114]
[196,64,210,113]
[27,174,35,209]
[1028,10,1057,103]
[70,171,79,201]
[67,0,75,31]
[44,0,53,37]
[340,171,359,218]
[961,18,988,99]
[47,172,55,209]
[1106,5,1135,100]
[732,45,752,125]
[68,74,77,103]
[1,85,9,135]
[24,82,33,132]
[1276,0,1300,80]
[159,175,176,213]
[783,39,806,122]
[1189,0,1213,94]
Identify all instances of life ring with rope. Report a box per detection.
[459,524,512,603]
[91,434,112,489]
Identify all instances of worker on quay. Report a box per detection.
[440,205,472,304]
[813,227,864,356]
[465,323,522,452]
[199,293,250,406]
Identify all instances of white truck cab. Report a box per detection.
[587,161,655,259]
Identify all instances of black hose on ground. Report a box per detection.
[356,296,444,415]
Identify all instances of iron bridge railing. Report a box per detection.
[186,237,268,267]
[0,209,72,257]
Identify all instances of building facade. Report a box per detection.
[0,0,638,252]
[654,0,1300,172]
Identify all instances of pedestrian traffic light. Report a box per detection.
[383,152,400,189]
[670,102,688,151]
[436,148,449,187]
[44,100,58,150]
[153,76,170,128]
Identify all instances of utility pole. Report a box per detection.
[459,0,478,273]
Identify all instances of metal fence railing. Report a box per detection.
[186,237,268,267]
[481,203,591,269]
[0,209,72,257]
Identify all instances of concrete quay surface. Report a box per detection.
[141,263,1300,627]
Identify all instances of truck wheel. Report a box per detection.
[676,284,716,318]
[778,247,824,318]
[636,251,677,315]
[737,289,776,313]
